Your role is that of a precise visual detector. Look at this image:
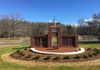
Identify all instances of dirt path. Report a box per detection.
[1,53,100,67]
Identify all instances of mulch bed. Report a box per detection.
[10,48,100,62]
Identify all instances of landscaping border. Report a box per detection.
[1,53,100,67]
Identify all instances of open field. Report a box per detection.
[0,38,100,70]
[80,43,100,48]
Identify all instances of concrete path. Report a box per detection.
[30,47,85,55]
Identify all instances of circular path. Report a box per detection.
[30,48,85,55]
[1,53,100,67]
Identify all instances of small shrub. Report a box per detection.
[18,51,23,54]
[24,48,27,50]
[87,48,92,51]
[52,56,60,60]
[63,56,70,59]
[73,55,80,59]
[94,48,100,54]
[25,55,31,58]
[82,55,87,58]
[21,53,25,56]
[19,53,24,57]
[16,50,20,53]
[29,49,32,52]
[33,55,40,60]
[88,53,92,57]
[93,52,98,55]
[43,56,51,60]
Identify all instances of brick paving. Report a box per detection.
[35,47,78,52]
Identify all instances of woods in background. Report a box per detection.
[78,13,100,41]
[0,13,76,39]
[0,13,100,42]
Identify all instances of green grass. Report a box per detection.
[0,39,100,70]
[80,43,100,48]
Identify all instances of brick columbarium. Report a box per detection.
[30,18,85,55]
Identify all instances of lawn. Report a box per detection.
[80,43,100,48]
[0,39,100,70]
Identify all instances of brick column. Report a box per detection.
[58,27,62,48]
[48,27,52,48]
[75,35,78,47]
[40,38,42,47]
[31,35,34,48]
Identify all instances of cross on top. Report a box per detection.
[53,16,56,26]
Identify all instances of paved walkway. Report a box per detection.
[30,47,85,55]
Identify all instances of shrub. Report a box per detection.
[82,55,87,58]
[94,48,100,54]
[25,55,31,58]
[52,56,60,60]
[87,48,92,51]
[88,53,92,57]
[43,56,51,60]
[19,53,24,57]
[93,52,98,55]
[63,56,70,59]
[16,50,20,53]
[24,48,27,50]
[18,51,23,54]
[73,55,80,59]
[33,55,40,60]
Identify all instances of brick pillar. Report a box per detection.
[31,35,34,48]
[40,38,42,47]
[58,27,62,48]
[75,35,78,47]
[48,27,52,48]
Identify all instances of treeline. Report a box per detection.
[0,14,76,39]
[0,13,100,41]
[78,13,100,41]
